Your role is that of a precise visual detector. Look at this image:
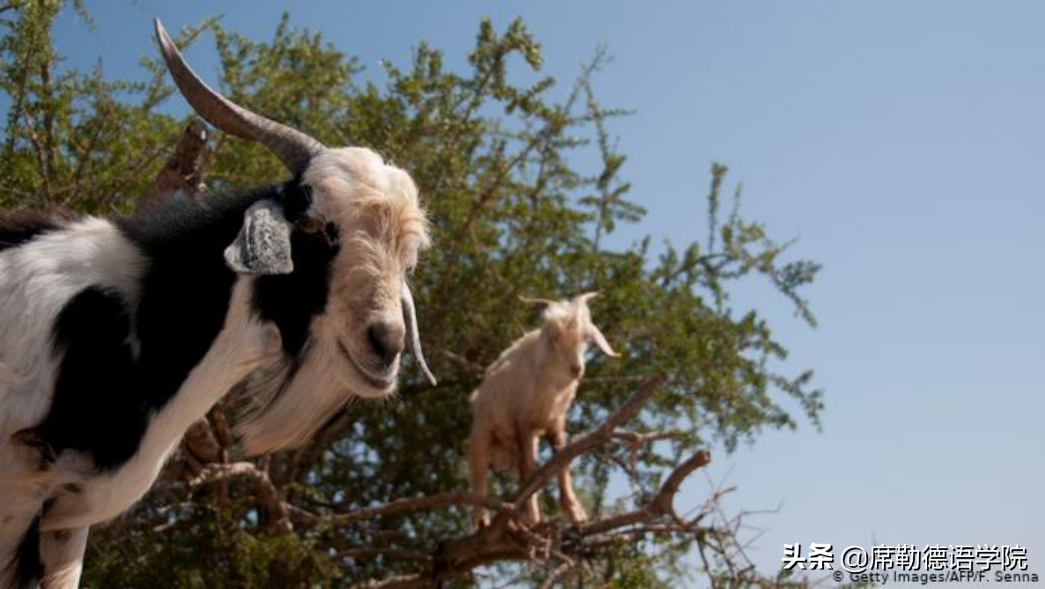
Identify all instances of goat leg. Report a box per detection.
[517,430,541,524]
[550,427,587,524]
[468,430,492,530]
[39,525,89,589]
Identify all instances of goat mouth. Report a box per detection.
[337,339,394,391]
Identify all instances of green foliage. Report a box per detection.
[0,0,179,212]
[87,503,326,588]
[1,3,822,586]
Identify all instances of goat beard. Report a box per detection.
[231,341,351,456]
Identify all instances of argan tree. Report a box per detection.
[0,2,822,586]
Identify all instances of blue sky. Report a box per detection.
[52,1,1045,581]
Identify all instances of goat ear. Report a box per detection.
[588,323,620,358]
[224,200,294,275]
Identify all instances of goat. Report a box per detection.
[0,20,436,588]
[468,293,619,529]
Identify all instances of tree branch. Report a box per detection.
[141,118,209,209]
[190,461,292,533]
[324,491,519,527]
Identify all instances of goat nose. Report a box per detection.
[367,321,404,366]
[570,364,583,377]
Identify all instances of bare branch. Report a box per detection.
[141,118,209,209]
[613,428,686,474]
[190,461,291,533]
[326,491,519,527]
[612,429,684,445]
[539,559,575,589]
[652,449,713,520]
[439,348,485,375]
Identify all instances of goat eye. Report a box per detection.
[298,217,323,234]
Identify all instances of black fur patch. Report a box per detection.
[25,182,337,471]
[13,516,42,589]
[0,209,74,252]
[253,220,339,356]
[281,182,313,222]
[29,287,138,470]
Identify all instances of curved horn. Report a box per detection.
[519,295,557,308]
[402,283,437,386]
[154,18,325,175]
[574,291,601,305]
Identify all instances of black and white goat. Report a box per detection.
[0,20,436,588]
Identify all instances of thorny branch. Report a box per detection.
[343,377,723,588]
[160,373,734,587]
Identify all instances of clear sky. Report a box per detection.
[51,0,1045,581]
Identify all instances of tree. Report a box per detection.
[1,3,823,586]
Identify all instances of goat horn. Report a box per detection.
[574,291,601,304]
[154,18,325,175]
[401,283,437,386]
[518,295,557,307]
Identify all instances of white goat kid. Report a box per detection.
[0,20,435,588]
[468,292,619,529]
